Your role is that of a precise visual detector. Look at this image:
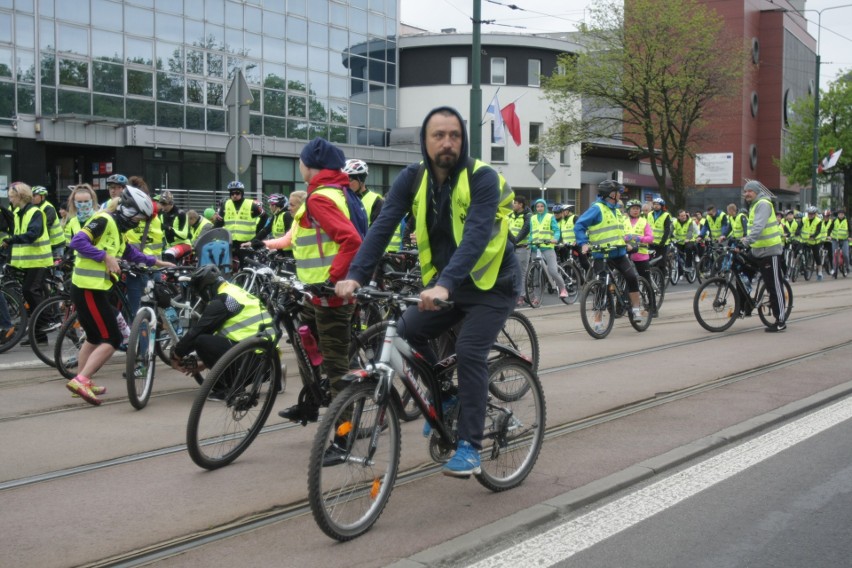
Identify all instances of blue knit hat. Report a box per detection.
[299,137,346,170]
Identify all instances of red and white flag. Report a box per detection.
[818,148,842,173]
[501,103,522,146]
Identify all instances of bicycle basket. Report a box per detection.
[153,282,177,309]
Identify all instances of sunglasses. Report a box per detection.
[229,190,242,195]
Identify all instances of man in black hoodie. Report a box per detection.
[337,106,520,478]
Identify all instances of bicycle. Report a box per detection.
[693,245,794,332]
[672,242,698,283]
[789,243,813,282]
[184,274,321,470]
[307,288,545,541]
[578,252,655,339]
[125,265,203,410]
[0,264,27,353]
[525,241,578,307]
[832,240,848,278]
[665,242,680,285]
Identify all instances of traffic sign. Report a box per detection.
[226,70,254,137]
[532,157,555,185]
[225,135,252,175]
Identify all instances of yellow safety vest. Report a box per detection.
[292,188,349,285]
[224,199,256,242]
[64,216,83,242]
[189,216,213,244]
[360,191,381,226]
[730,213,746,239]
[647,211,671,245]
[623,216,649,255]
[412,160,512,290]
[39,202,66,247]
[530,213,556,248]
[672,219,695,243]
[818,218,830,242]
[748,198,782,248]
[215,282,271,342]
[508,211,525,238]
[126,215,164,257]
[11,205,53,268]
[164,212,190,245]
[782,219,799,241]
[271,211,288,238]
[704,213,725,239]
[801,217,822,245]
[832,218,848,240]
[71,212,126,290]
[589,202,624,251]
[385,220,405,253]
[560,214,576,243]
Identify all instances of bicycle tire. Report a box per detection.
[495,311,540,371]
[0,286,27,354]
[557,264,581,305]
[629,276,654,332]
[802,251,813,281]
[476,356,546,492]
[26,294,71,366]
[580,280,614,339]
[668,252,680,285]
[308,380,401,541]
[126,308,157,410]
[648,267,666,310]
[756,279,794,327]
[693,277,740,332]
[684,262,697,283]
[54,313,86,379]
[525,263,543,308]
[185,336,280,470]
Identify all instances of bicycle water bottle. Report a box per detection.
[165,306,182,334]
[298,325,324,366]
[116,313,130,344]
[738,273,751,293]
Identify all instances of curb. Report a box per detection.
[386,379,852,568]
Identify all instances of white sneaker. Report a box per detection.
[632,308,644,323]
[593,321,606,333]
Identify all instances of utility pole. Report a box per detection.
[470,0,482,159]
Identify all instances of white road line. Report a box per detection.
[468,396,852,568]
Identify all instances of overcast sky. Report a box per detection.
[400,0,852,90]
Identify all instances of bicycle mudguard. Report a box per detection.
[489,343,534,368]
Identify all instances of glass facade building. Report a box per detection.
[0,0,403,202]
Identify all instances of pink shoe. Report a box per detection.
[559,289,568,298]
[66,378,102,406]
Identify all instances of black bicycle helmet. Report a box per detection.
[191,265,226,303]
[597,179,624,198]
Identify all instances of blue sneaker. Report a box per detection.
[442,440,481,477]
[423,395,458,437]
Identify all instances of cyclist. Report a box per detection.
[101,174,128,210]
[170,265,271,379]
[559,204,591,275]
[700,204,726,243]
[623,199,656,315]
[31,186,66,260]
[508,195,532,305]
[575,180,645,331]
[646,197,672,261]
[529,199,569,299]
[213,181,267,262]
[254,191,306,252]
[672,209,697,272]
[723,203,747,242]
[65,185,174,405]
[801,206,825,280]
[277,138,362,424]
[739,179,786,332]
[186,209,214,246]
[158,190,193,264]
[343,159,383,227]
[827,208,849,274]
[780,209,800,274]
[256,194,291,240]
[337,106,518,477]
[123,176,163,315]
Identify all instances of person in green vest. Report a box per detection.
[158,190,193,264]
[343,158,384,227]
[508,195,531,305]
[827,209,849,276]
[186,209,214,246]
[65,185,174,404]
[699,204,726,242]
[62,184,98,243]
[739,180,786,331]
[336,106,518,477]
[31,186,66,260]
[801,206,826,280]
[213,180,267,263]
[647,197,672,260]
[529,199,569,299]
[170,265,271,382]
[1,182,52,339]
[123,176,164,315]
[723,203,747,241]
[672,209,697,270]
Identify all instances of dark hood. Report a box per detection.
[419,106,470,179]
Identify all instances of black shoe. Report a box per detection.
[321,438,349,467]
[278,403,319,424]
[765,321,787,333]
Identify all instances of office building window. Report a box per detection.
[491,57,506,85]
[451,57,467,85]
[528,59,541,87]
[529,122,542,163]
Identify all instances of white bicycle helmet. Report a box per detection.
[343,158,369,177]
[119,185,154,220]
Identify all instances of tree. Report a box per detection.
[778,76,852,212]
[541,0,746,210]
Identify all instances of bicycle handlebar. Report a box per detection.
[353,286,454,309]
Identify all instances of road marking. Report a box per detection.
[469,396,852,567]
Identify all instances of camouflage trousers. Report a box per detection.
[299,300,355,397]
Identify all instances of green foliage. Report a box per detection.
[541,0,746,210]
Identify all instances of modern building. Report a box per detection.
[0,0,419,209]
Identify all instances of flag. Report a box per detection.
[818,148,843,173]
[486,95,505,143]
[501,102,522,146]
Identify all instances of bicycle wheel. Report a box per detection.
[557,264,581,305]
[802,251,813,281]
[668,254,680,285]
[0,286,27,354]
[756,279,793,327]
[580,280,614,339]
[126,308,157,410]
[693,277,740,332]
[525,263,543,308]
[186,336,280,470]
[629,276,654,332]
[54,313,86,379]
[698,253,715,281]
[308,380,401,541]
[684,261,697,283]
[476,357,546,492]
[495,311,540,371]
[648,267,666,310]
[26,295,71,366]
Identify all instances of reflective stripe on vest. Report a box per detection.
[412,159,512,290]
[705,214,725,238]
[508,212,525,238]
[126,215,164,255]
[360,191,380,226]
[623,216,649,255]
[749,198,782,248]
[72,212,127,290]
[833,218,849,240]
[40,202,66,246]
[672,220,694,243]
[224,199,256,242]
[589,202,624,250]
[11,205,53,268]
[292,188,349,284]
[559,215,575,243]
[530,213,556,248]
[730,213,746,239]
[216,282,271,342]
[802,217,821,244]
[271,211,287,238]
